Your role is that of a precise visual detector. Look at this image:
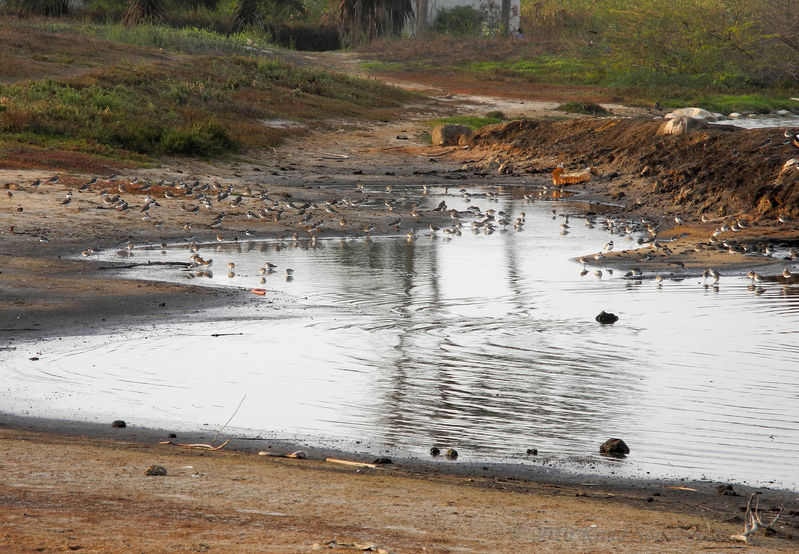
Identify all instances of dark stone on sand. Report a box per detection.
[430,447,441,457]
[595,311,619,324]
[168,433,177,438]
[526,448,538,455]
[372,457,393,465]
[145,464,167,476]
[600,438,629,457]
[111,420,126,428]
[716,484,739,496]
[444,448,459,460]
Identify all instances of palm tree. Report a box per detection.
[122,0,163,25]
[337,0,414,46]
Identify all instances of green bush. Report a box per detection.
[161,120,236,155]
[271,22,340,51]
[556,101,608,115]
[432,6,484,37]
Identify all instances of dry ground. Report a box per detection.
[2,428,797,552]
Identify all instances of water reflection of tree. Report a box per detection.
[341,197,644,457]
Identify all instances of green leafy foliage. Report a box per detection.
[428,115,505,130]
[556,102,609,115]
[0,27,412,161]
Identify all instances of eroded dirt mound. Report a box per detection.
[469,118,799,219]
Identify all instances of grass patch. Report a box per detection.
[28,20,269,57]
[428,115,505,130]
[467,54,605,85]
[0,21,414,166]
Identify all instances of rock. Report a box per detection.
[444,448,458,460]
[145,464,167,476]
[430,447,441,457]
[372,457,392,465]
[716,483,739,496]
[664,107,718,121]
[498,161,513,175]
[431,124,472,146]
[599,438,630,456]
[595,311,619,324]
[111,420,126,428]
[526,448,538,456]
[656,116,708,135]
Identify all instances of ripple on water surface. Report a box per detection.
[2,188,799,489]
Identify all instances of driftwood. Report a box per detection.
[159,439,230,451]
[552,165,598,186]
[730,492,783,544]
[325,458,378,469]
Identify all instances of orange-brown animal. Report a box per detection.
[552,165,598,186]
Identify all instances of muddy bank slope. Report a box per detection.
[465,118,799,222]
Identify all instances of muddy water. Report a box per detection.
[2,186,799,489]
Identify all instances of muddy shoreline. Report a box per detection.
[2,90,799,548]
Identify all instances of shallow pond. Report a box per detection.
[2,185,799,489]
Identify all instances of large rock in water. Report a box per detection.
[432,124,472,146]
[664,107,719,120]
[595,311,619,324]
[600,438,630,457]
[656,116,708,135]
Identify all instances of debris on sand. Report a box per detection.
[145,464,167,476]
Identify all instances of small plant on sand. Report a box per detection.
[556,101,608,115]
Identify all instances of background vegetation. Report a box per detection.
[0,18,412,167]
[367,0,799,112]
[0,0,796,168]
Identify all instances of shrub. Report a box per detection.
[271,23,340,51]
[432,6,484,37]
[556,101,608,115]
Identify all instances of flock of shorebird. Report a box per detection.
[573,209,797,288]
[8,172,796,292]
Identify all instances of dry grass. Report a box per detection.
[0,18,413,171]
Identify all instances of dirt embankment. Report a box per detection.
[466,118,799,222]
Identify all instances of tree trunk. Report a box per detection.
[415,0,428,35]
[500,0,511,35]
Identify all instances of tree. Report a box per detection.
[122,0,163,25]
[231,0,305,33]
[337,0,415,46]
[9,0,70,17]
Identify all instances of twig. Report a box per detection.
[210,394,246,446]
[159,439,230,451]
